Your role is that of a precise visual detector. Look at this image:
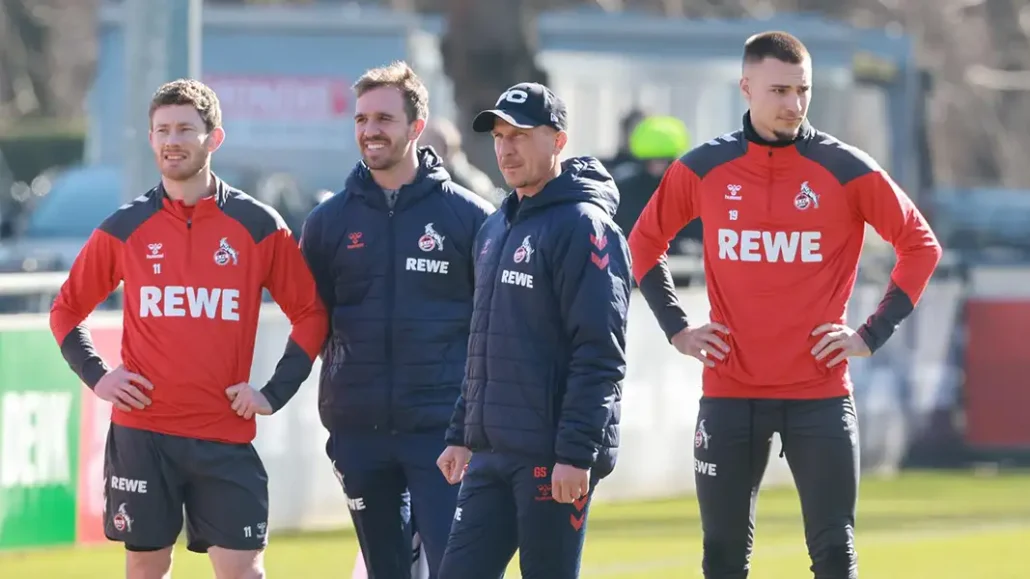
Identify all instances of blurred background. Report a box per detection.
[0,0,1028,577]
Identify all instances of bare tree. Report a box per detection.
[439,0,552,183]
[0,0,52,117]
[0,0,98,123]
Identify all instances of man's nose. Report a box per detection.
[165,130,187,145]
[363,122,383,137]
[496,138,515,157]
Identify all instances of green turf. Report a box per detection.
[2,470,1027,578]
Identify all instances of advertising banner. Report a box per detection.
[0,329,82,550]
[204,75,352,151]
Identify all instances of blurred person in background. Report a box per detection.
[436,82,631,579]
[300,61,492,579]
[628,32,942,579]
[49,79,328,579]
[419,117,503,206]
[600,108,647,171]
[611,115,694,244]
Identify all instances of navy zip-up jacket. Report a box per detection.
[444,156,631,477]
[300,147,494,433]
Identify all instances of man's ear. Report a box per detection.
[206,126,226,153]
[410,118,427,142]
[554,130,569,155]
[739,77,752,103]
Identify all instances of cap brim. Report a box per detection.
[472,109,539,133]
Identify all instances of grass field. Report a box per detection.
[2,470,1028,578]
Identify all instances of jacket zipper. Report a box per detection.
[186,217,193,266]
[385,208,396,433]
[766,149,774,214]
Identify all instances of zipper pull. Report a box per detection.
[388,211,394,217]
[187,218,192,229]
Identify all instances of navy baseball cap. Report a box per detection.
[472,82,568,133]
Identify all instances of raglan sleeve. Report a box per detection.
[49,228,124,389]
[445,198,494,448]
[627,159,701,342]
[465,196,494,286]
[298,204,336,315]
[260,225,330,412]
[552,215,632,470]
[848,166,943,353]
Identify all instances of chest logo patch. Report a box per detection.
[794,181,820,211]
[214,237,239,266]
[418,223,445,252]
[513,235,534,264]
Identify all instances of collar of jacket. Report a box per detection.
[156,173,231,223]
[501,156,619,224]
[346,146,451,212]
[741,111,814,148]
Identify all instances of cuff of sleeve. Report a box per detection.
[556,455,594,470]
[661,316,690,344]
[857,318,896,354]
[82,358,111,390]
[444,428,465,447]
[260,385,286,414]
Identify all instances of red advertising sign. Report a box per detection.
[205,75,350,120]
[964,300,1030,449]
[203,75,353,150]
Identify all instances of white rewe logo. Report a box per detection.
[717,229,822,263]
[500,269,534,288]
[694,459,718,477]
[418,223,445,252]
[405,257,449,275]
[110,476,148,494]
[214,237,238,266]
[139,286,241,320]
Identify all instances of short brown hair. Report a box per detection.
[149,79,222,131]
[743,31,810,65]
[353,61,429,123]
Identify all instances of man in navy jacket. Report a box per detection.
[300,62,493,579]
[436,83,632,579]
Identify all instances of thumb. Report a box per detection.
[225,384,243,399]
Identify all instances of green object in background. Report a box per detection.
[0,329,81,550]
[629,115,692,160]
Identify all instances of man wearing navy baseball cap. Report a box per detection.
[437,82,631,579]
[470,82,569,133]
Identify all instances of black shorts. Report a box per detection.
[103,423,269,553]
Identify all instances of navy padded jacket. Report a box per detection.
[301,147,494,433]
[445,157,631,477]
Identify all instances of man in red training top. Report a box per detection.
[628,32,941,579]
[49,79,327,579]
